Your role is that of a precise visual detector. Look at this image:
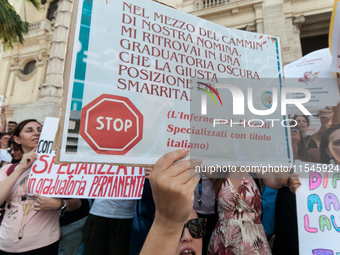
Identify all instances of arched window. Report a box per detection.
[47,0,59,22]
[20,60,36,75]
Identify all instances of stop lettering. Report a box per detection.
[79,94,143,155]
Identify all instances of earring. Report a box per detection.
[330,158,335,165]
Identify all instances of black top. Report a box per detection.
[304,135,318,149]
[130,179,155,252]
[272,186,299,255]
[60,199,90,227]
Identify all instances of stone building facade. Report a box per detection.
[0,0,333,123]
[165,0,333,63]
[0,0,73,123]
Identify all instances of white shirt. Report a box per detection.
[0,149,12,163]
[194,175,216,215]
[90,199,137,219]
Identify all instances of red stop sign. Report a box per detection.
[79,94,143,155]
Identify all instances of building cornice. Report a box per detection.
[288,6,333,18]
[190,0,263,18]
[284,0,304,2]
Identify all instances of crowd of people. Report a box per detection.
[0,104,338,255]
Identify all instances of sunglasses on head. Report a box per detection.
[180,218,207,239]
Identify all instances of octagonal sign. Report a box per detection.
[79,94,143,155]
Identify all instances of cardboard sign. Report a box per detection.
[28,118,144,199]
[56,0,292,167]
[296,164,340,254]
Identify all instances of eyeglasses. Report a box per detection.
[180,218,207,239]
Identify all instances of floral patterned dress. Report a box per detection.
[208,173,272,255]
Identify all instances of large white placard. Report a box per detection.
[296,164,340,254]
[59,0,292,166]
[284,48,339,115]
[29,118,144,199]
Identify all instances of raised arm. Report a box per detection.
[0,106,6,134]
[312,106,333,146]
[0,147,37,204]
[140,149,201,255]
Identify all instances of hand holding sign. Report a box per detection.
[33,194,62,211]
[318,106,334,125]
[288,174,301,194]
[16,146,38,175]
[149,148,201,225]
[141,149,202,255]
[144,168,152,179]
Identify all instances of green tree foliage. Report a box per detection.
[0,0,41,50]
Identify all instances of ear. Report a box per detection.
[13,135,21,145]
[326,148,333,159]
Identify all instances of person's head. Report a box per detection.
[175,209,205,255]
[8,137,23,160]
[12,119,42,154]
[7,121,17,133]
[293,115,310,135]
[0,133,11,149]
[320,125,340,164]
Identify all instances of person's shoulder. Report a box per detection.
[0,164,11,172]
[0,164,12,181]
[0,150,11,162]
[0,149,9,155]
[0,149,9,156]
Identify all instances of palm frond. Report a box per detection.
[0,0,29,50]
[25,0,41,10]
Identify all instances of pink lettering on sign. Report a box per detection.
[323,172,328,188]
[309,172,322,190]
[304,215,318,233]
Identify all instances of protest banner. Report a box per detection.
[29,117,144,199]
[55,0,293,167]
[329,0,340,72]
[284,48,339,115]
[296,163,340,254]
